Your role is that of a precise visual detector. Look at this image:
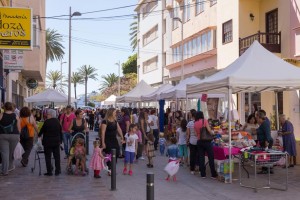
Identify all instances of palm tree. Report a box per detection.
[99,73,118,92]
[129,15,138,51]
[71,72,84,100]
[79,65,98,106]
[46,29,65,63]
[46,70,67,92]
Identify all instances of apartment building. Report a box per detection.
[136,0,300,133]
[135,0,167,87]
[1,0,46,107]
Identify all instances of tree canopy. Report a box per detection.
[122,53,137,74]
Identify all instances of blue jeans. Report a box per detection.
[124,151,135,164]
[159,144,165,156]
[153,129,159,150]
[63,132,72,155]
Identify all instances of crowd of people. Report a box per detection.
[0,102,297,180]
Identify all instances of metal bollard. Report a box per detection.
[111,149,117,191]
[147,173,154,200]
[85,132,89,155]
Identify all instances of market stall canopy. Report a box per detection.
[141,83,173,101]
[160,76,202,100]
[116,80,156,103]
[25,89,76,105]
[187,41,300,95]
[103,95,116,105]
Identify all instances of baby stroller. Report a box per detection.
[66,132,89,175]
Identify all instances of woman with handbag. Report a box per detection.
[0,102,21,175]
[20,107,39,167]
[194,111,217,179]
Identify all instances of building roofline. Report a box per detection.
[134,0,147,12]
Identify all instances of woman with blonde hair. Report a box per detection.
[101,108,124,174]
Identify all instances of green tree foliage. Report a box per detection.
[71,72,84,100]
[122,54,137,74]
[46,29,65,63]
[79,65,98,106]
[99,73,119,92]
[129,15,138,51]
[46,70,67,93]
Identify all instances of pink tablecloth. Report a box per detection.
[213,146,241,160]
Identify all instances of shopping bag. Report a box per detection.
[164,161,179,176]
[34,138,44,151]
[14,142,25,160]
[274,156,286,166]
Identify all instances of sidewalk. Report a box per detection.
[1,131,300,200]
[0,132,115,200]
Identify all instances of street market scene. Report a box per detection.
[1,0,300,200]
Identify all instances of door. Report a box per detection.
[266,9,278,44]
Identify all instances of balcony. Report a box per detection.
[239,31,281,55]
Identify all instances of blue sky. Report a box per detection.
[46,0,137,97]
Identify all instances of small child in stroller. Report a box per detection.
[67,137,87,176]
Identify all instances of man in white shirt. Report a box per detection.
[149,109,159,150]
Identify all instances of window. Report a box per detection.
[295,29,300,56]
[142,0,158,18]
[201,33,207,52]
[210,0,217,6]
[163,19,166,34]
[173,0,179,29]
[32,16,39,47]
[143,56,158,73]
[222,20,232,44]
[183,0,191,22]
[143,25,158,46]
[196,0,204,15]
[172,30,215,63]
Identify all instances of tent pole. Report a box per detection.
[228,87,232,183]
[186,96,188,120]
[275,91,279,130]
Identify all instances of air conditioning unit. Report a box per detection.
[166,0,173,10]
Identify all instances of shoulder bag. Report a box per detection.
[200,119,214,142]
[21,117,30,139]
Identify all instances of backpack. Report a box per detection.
[21,117,30,139]
[0,120,16,134]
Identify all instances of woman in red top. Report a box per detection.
[194,111,217,179]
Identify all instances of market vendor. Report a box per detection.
[255,111,273,149]
[254,110,274,174]
[241,114,259,141]
[278,114,297,167]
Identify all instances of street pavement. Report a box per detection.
[1,131,300,200]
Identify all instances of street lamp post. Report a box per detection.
[115,61,121,96]
[60,60,67,87]
[174,17,184,81]
[68,7,81,105]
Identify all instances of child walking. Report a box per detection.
[146,133,155,168]
[159,133,167,156]
[90,140,105,178]
[166,137,180,181]
[176,119,188,166]
[123,124,139,176]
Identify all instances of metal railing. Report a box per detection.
[239,31,281,55]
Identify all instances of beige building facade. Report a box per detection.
[136,0,300,136]
[1,0,46,108]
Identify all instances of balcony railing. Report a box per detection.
[239,31,281,55]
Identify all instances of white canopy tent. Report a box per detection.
[187,41,300,95]
[160,76,202,100]
[187,41,300,183]
[141,83,173,101]
[25,89,76,105]
[103,95,116,105]
[116,80,156,103]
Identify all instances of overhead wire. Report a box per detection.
[39,0,214,21]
